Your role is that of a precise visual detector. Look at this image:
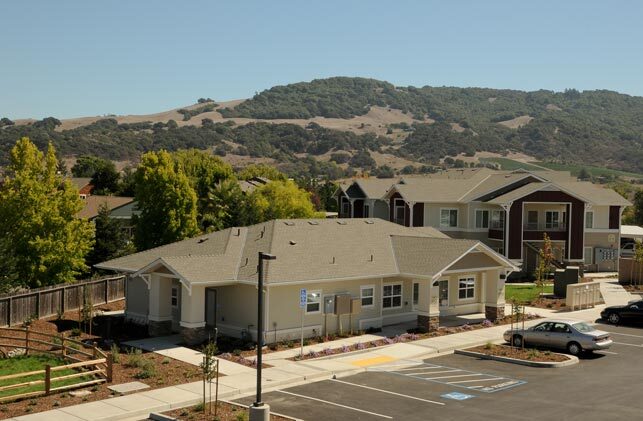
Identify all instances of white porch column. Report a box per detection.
[408,201,415,227]
[180,284,208,345]
[483,269,506,321]
[416,279,439,331]
[501,202,513,258]
[148,274,172,336]
[349,199,356,218]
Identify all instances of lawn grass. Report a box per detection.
[505,284,553,304]
[0,354,95,399]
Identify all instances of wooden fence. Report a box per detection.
[619,258,643,284]
[0,327,112,402]
[0,276,125,327]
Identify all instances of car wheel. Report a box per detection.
[512,335,523,347]
[567,341,582,356]
[608,313,620,324]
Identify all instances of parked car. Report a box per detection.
[503,319,612,356]
[620,242,635,258]
[601,300,643,325]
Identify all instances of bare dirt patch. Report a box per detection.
[497,115,534,129]
[466,344,569,363]
[163,400,290,421]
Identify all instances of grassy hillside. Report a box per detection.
[481,157,643,180]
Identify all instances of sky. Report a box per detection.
[1,0,642,119]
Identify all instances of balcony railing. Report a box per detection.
[523,222,567,231]
[490,221,504,230]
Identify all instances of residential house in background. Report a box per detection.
[337,169,631,272]
[76,195,138,236]
[70,177,94,199]
[96,219,516,345]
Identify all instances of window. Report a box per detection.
[458,277,475,300]
[412,282,419,306]
[306,290,322,314]
[171,287,179,308]
[382,284,402,309]
[527,210,538,229]
[585,211,594,229]
[364,204,370,218]
[394,199,405,226]
[545,211,560,229]
[440,209,458,228]
[475,210,489,229]
[360,285,374,308]
[491,210,505,229]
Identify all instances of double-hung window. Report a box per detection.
[440,209,458,228]
[585,211,594,229]
[360,285,374,308]
[458,277,475,300]
[171,286,179,308]
[306,290,322,314]
[382,284,402,309]
[475,210,489,229]
[545,211,560,229]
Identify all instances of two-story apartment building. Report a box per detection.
[337,168,631,272]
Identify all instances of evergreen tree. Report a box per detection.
[0,138,95,288]
[134,150,199,250]
[87,204,133,267]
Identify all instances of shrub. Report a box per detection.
[356,342,366,350]
[111,343,121,363]
[125,348,146,369]
[341,345,350,353]
[484,342,495,350]
[161,357,171,365]
[70,327,82,337]
[482,319,493,327]
[236,412,249,421]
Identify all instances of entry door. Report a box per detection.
[439,280,449,309]
[171,283,181,333]
[205,288,217,328]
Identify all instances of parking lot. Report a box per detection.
[235,323,643,420]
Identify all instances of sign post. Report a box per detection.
[299,288,307,358]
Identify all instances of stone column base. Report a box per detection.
[148,320,172,337]
[485,305,505,321]
[417,315,439,332]
[181,326,210,346]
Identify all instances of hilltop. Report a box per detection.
[2,77,643,176]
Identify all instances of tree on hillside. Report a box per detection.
[633,190,643,226]
[0,138,94,288]
[72,155,111,178]
[91,161,120,194]
[134,150,199,250]
[577,168,591,180]
[86,204,133,268]
[244,180,321,224]
[237,164,287,181]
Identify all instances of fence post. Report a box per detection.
[45,365,51,394]
[60,287,66,315]
[92,342,98,359]
[106,354,113,382]
[35,292,40,318]
[7,297,11,327]
[25,326,30,356]
[105,279,109,304]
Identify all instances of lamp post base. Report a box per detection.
[249,403,270,421]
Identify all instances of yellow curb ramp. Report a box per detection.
[350,355,396,367]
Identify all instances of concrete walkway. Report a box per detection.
[14,282,634,421]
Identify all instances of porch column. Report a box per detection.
[349,199,356,218]
[148,274,173,336]
[483,269,506,321]
[180,284,208,345]
[416,279,439,331]
[408,201,415,227]
[501,202,513,258]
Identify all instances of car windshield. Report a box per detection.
[572,322,595,333]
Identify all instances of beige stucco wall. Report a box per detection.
[584,231,620,271]
[436,269,504,316]
[210,283,258,338]
[125,276,149,323]
[586,206,610,229]
[423,203,468,230]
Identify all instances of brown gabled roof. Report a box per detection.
[76,196,135,219]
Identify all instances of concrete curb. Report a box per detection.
[454,348,579,368]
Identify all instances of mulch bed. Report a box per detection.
[466,344,569,362]
[528,297,567,310]
[0,301,204,419]
[623,284,643,293]
[163,401,291,421]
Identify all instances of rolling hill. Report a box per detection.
[2,77,643,177]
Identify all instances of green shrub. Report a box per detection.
[236,412,249,421]
[111,343,121,363]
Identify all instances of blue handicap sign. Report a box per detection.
[441,392,475,401]
[299,288,307,308]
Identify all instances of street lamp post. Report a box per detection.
[250,251,276,421]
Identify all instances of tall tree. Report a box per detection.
[86,204,133,268]
[134,150,199,250]
[0,138,95,288]
[202,179,246,232]
[245,180,320,224]
[633,190,643,226]
[237,164,287,181]
[91,161,120,194]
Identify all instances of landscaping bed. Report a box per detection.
[623,284,643,293]
[162,400,291,421]
[505,284,567,309]
[464,344,569,363]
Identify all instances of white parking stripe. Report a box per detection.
[448,377,504,384]
[608,332,643,339]
[396,366,443,372]
[612,341,643,348]
[423,373,484,380]
[406,369,461,376]
[277,390,393,419]
[331,379,445,406]
[596,350,618,355]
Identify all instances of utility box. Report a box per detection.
[335,294,351,315]
[554,266,580,298]
[350,298,361,314]
[323,295,335,314]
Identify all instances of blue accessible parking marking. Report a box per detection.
[441,392,475,401]
[369,360,526,393]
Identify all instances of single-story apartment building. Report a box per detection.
[96,219,517,345]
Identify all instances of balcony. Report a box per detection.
[523,222,567,232]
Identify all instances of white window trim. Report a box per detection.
[475,209,489,229]
[457,276,476,301]
[171,286,179,308]
[382,283,403,310]
[440,208,458,228]
[394,199,406,225]
[585,211,594,229]
[360,285,375,308]
[305,290,322,314]
[545,210,561,228]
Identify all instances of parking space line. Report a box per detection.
[449,378,504,384]
[596,350,618,355]
[406,369,461,376]
[613,341,643,348]
[331,379,445,406]
[423,373,484,380]
[276,390,393,419]
[608,332,643,339]
[396,366,443,372]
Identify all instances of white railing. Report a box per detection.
[523,222,567,231]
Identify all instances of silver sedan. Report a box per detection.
[503,319,613,356]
